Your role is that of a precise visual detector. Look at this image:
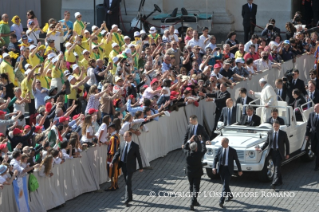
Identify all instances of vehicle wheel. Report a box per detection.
[258,155,274,182]
[206,168,219,179]
[301,139,315,162]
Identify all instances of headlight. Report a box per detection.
[207,148,213,155]
[247,151,256,158]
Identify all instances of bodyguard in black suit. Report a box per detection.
[306,104,319,171]
[219,98,237,126]
[212,137,242,208]
[182,137,207,210]
[184,115,210,152]
[305,80,319,109]
[238,105,261,126]
[242,0,258,43]
[200,83,231,136]
[236,87,255,115]
[309,70,319,90]
[103,0,120,29]
[266,108,285,125]
[275,78,287,101]
[257,121,290,189]
[111,131,143,207]
[285,69,307,104]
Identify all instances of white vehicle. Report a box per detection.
[203,100,315,181]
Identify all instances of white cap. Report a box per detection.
[47,53,56,60]
[24,68,32,76]
[134,31,140,37]
[2,53,9,58]
[52,56,58,63]
[164,29,169,33]
[115,76,123,82]
[20,46,29,51]
[72,64,79,70]
[91,25,98,31]
[65,42,72,48]
[64,70,71,76]
[73,52,79,57]
[124,36,130,40]
[29,44,36,50]
[111,24,118,29]
[149,26,156,33]
[259,78,267,83]
[84,30,89,33]
[128,44,135,48]
[235,58,245,64]
[82,49,89,54]
[174,29,179,34]
[92,44,98,49]
[112,43,119,48]
[68,75,75,82]
[210,73,217,77]
[140,29,146,34]
[24,63,31,70]
[124,48,131,54]
[74,12,81,18]
[101,30,107,35]
[113,56,119,63]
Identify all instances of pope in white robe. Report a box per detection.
[250,78,277,122]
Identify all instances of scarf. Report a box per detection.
[47,29,56,36]
[113,49,120,55]
[42,23,49,33]
[0,20,8,25]
[36,53,44,63]
[77,20,84,29]
[92,42,103,52]
[8,51,19,59]
[11,16,21,25]
[113,32,124,46]
[150,33,159,40]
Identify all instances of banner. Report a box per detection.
[13,176,30,212]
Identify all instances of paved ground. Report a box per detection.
[49,149,319,212]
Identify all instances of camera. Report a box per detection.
[267,23,274,31]
[284,69,294,81]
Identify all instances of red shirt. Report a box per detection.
[244,52,260,61]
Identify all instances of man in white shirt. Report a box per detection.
[188,31,205,53]
[10,151,39,178]
[244,34,258,53]
[199,27,211,47]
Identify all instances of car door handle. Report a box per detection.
[289,135,293,137]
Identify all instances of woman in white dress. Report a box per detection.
[12,87,30,126]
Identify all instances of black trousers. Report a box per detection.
[271,149,283,185]
[122,163,133,202]
[187,175,201,205]
[212,109,222,139]
[311,140,319,168]
[219,165,231,204]
[28,99,36,115]
[244,25,255,43]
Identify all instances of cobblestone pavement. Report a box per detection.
[50,149,319,212]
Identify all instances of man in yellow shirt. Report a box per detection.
[111,25,124,48]
[44,39,59,56]
[234,43,246,59]
[0,53,18,86]
[109,43,121,64]
[101,31,113,60]
[131,31,142,47]
[73,12,86,36]
[122,35,131,49]
[79,49,90,71]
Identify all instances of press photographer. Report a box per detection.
[261,19,281,44]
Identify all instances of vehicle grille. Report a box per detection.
[236,150,245,161]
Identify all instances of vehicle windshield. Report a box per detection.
[221,127,269,136]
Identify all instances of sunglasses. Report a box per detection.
[15,18,19,20]
[78,16,82,18]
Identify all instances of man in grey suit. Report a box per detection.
[110,131,143,207]
[256,121,290,189]
[219,98,237,126]
[306,104,319,171]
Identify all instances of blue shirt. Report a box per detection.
[59,20,73,35]
[161,62,171,73]
[32,88,49,109]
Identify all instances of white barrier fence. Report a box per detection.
[0,54,314,212]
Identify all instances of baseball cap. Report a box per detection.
[13,128,23,135]
[101,30,107,35]
[34,126,42,133]
[113,56,119,63]
[72,64,79,70]
[24,125,31,130]
[0,133,5,137]
[235,58,245,64]
[22,35,28,40]
[45,102,52,112]
[2,53,9,59]
[124,48,131,54]
[64,70,71,76]
[65,42,72,48]
[0,165,8,175]
[24,68,32,76]
[0,111,7,115]
[59,116,69,123]
[149,26,156,33]
[44,96,52,102]
[134,31,140,37]
[88,108,98,114]
[24,63,32,70]
[82,49,89,54]
[140,29,146,34]
[124,36,130,40]
[72,114,81,120]
[29,44,37,50]
[74,12,81,18]
[115,76,123,82]
[68,75,75,82]
[47,53,56,60]
[112,43,119,48]
[47,39,55,43]
[91,25,98,31]
[150,78,158,85]
[111,24,118,29]
[214,63,221,69]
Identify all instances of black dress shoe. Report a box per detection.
[225,196,233,202]
[190,205,195,211]
[219,203,224,208]
[194,202,201,206]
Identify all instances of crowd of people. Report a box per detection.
[0,3,319,209]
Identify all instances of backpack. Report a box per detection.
[28,173,39,192]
